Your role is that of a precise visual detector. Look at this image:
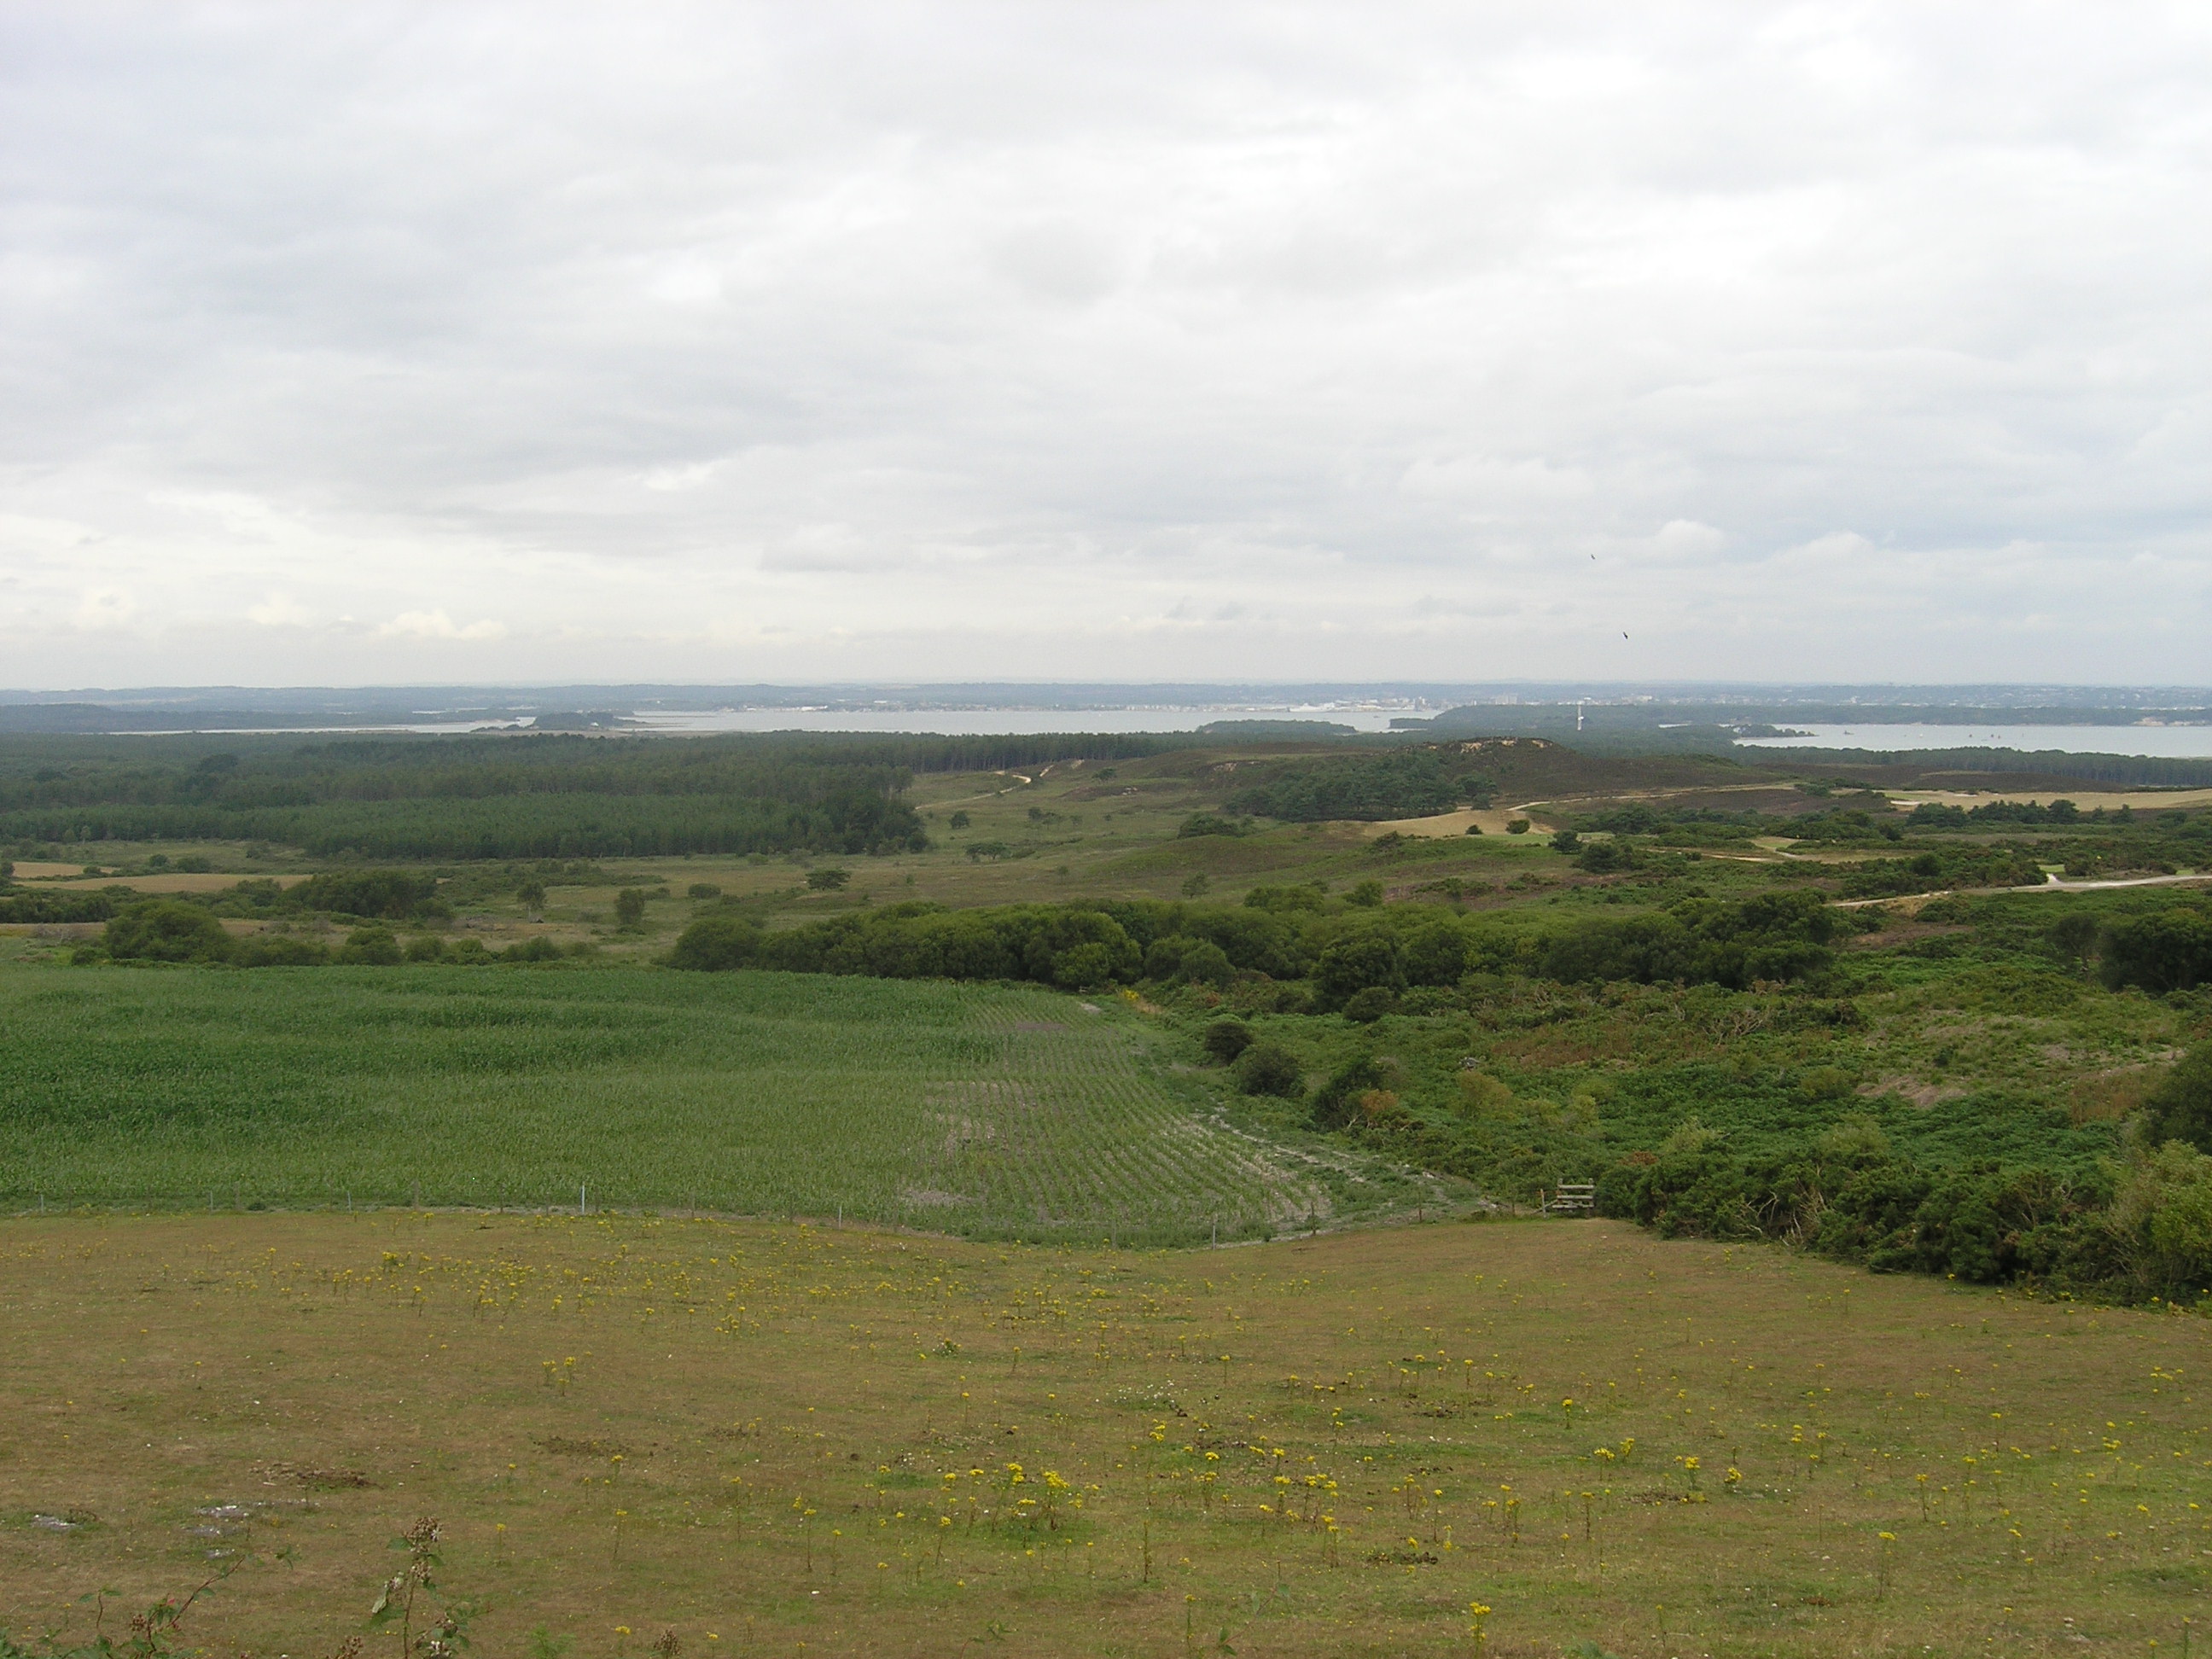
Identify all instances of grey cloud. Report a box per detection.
[0,2,2206,684]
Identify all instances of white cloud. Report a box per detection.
[1651,521,1727,559]
[247,593,314,627]
[73,587,137,629]
[0,3,2205,684]
[377,609,507,642]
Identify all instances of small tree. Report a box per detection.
[806,868,851,891]
[948,811,971,830]
[614,888,649,927]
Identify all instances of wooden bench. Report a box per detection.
[1542,1183,1596,1214]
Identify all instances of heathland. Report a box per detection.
[1,725,2209,1650]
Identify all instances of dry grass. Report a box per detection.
[32,873,312,894]
[3,1214,2206,1656]
[1894,789,2212,814]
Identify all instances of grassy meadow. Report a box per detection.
[3,1211,2208,1657]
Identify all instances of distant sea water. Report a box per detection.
[93,706,1417,737]
[1738,724,2212,758]
[624,707,1409,736]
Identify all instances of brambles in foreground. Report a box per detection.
[4,1212,2206,1656]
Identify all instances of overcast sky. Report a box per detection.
[2,3,2207,690]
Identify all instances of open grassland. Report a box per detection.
[2,1213,2207,1656]
[0,970,1422,1244]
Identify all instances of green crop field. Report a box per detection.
[0,967,1428,1243]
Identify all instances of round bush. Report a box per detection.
[1201,1020,1254,1064]
[670,914,762,970]
[335,927,403,966]
[105,900,233,963]
[1175,939,1234,989]
[1052,940,1121,990]
[1234,1041,1303,1098]
[1342,986,1399,1024]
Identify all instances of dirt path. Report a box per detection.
[1833,870,2212,909]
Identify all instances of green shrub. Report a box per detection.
[1243,884,1325,913]
[1342,986,1398,1023]
[288,870,443,921]
[1310,1057,1382,1129]
[2141,1043,2212,1154]
[1201,1020,1254,1064]
[2106,1142,2212,1299]
[1052,940,1121,990]
[1155,936,1232,989]
[670,913,764,970]
[2101,904,2212,994]
[1176,815,1248,838]
[335,927,403,965]
[1224,749,1462,821]
[106,900,233,963]
[231,934,330,967]
[1234,1041,1303,1099]
[1314,931,1403,1005]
